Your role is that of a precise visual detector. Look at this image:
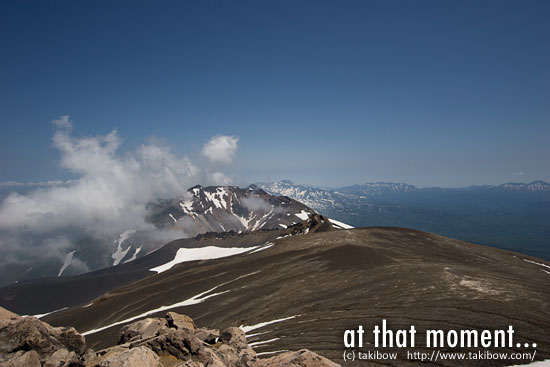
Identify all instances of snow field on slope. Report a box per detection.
[150,246,258,273]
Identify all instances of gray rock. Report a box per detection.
[219,327,256,365]
[0,308,340,367]
[195,327,219,344]
[201,349,226,367]
[166,312,197,332]
[50,325,87,355]
[0,317,66,356]
[0,307,21,327]
[82,349,97,364]
[134,329,205,362]
[219,327,248,350]
[168,361,205,367]
[119,318,170,344]
[92,346,162,367]
[216,344,240,366]
[0,350,41,367]
[43,348,83,367]
[257,349,340,367]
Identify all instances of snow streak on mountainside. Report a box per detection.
[148,185,316,237]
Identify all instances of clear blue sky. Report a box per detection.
[1,0,549,187]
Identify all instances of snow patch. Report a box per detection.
[26,307,69,319]
[295,210,310,221]
[150,246,258,274]
[249,338,280,347]
[249,242,274,254]
[523,258,550,270]
[58,250,75,277]
[240,315,300,333]
[203,188,228,209]
[82,286,227,336]
[82,272,259,336]
[329,218,354,229]
[246,331,270,338]
[112,229,136,266]
[179,201,194,215]
[123,246,142,263]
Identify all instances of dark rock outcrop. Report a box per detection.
[0,307,339,367]
[119,318,170,344]
[0,306,86,367]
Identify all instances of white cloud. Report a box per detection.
[0,124,199,233]
[201,135,239,164]
[241,196,271,212]
[52,115,73,129]
[210,171,233,185]
[0,116,241,279]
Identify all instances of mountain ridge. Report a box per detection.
[24,227,550,366]
[257,179,550,260]
[0,184,325,287]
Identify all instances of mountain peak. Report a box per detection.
[148,185,326,237]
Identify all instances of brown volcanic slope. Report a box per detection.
[0,212,332,316]
[34,227,550,366]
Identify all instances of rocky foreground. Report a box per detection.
[0,307,339,367]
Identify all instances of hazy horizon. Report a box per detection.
[1,175,548,192]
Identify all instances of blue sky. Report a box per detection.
[1,0,549,187]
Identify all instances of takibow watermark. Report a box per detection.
[342,319,539,363]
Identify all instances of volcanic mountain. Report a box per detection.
[0,185,319,287]
[1,220,549,366]
[149,184,317,236]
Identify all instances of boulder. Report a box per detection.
[135,329,205,362]
[0,308,86,367]
[43,348,83,367]
[0,308,341,367]
[166,312,197,332]
[50,325,87,355]
[91,346,162,367]
[195,327,219,344]
[215,344,240,366]
[0,350,41,367]
[0,307,21,326]
[0,317,68,356]
[167,360,205,367]
[202,349,227,367]
[258,349,340,367]
[119,318,170,344]
[219,327,256,365]
[219,327,248,350]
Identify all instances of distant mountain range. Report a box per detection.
[258,180,550,260]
